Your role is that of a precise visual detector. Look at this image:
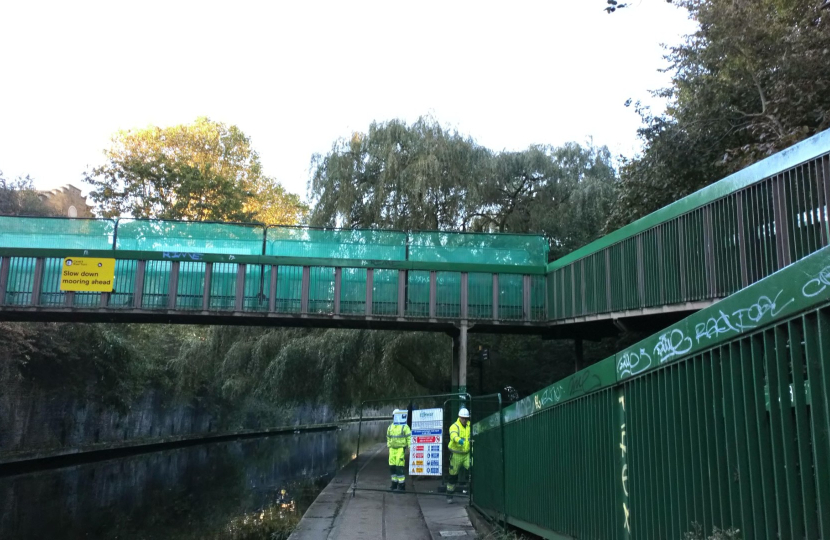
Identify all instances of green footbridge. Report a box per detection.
[2,129,830,538]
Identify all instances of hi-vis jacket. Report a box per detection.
[387,423,412,449]
[448,419,470,454]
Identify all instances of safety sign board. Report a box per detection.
[409,408,443,476]
[60,258,116,292]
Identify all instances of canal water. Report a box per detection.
[0,421,386,539]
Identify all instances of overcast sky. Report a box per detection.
[0,1,695,202]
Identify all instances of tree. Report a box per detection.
[474,143,617,259]
[0,172,56,217]
[608,0,830,229]
[309,117,490,230]
[85,117,307,224]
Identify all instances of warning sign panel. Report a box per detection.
[60,258,116,292]
[409,408,443,476]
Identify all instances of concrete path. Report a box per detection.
[290,444,476,540]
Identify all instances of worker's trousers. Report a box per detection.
[446,452,470,495]
[388,447,406,484]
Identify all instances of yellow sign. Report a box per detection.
[60,258,116,292]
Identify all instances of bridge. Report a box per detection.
[2,127,830,538]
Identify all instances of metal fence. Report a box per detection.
[473,245,830,539]
[548,129,830,321]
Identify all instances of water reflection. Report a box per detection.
[0,421,385,539]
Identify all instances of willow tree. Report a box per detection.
[85,117,307,224]
[308,117,491,230]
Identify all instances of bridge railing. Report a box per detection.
[0,249,548,324]
[473,245,830,539]
[547,129,830,322]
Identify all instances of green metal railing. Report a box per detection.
[473,245,830,539]
[0,248,548,323]
[548,129,830,320]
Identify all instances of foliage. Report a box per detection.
[609,0,830,229]
[170,327,443,411]
[475,528,531,540]
[85,117,307,224]
[309,117,489,230]
[683,522,742,540]
[222,504,299,540]
[0,172,56,217]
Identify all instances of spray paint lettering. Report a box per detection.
[617,349,652,378]
[653,329,692,364]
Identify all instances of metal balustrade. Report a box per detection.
[473,245,830,539]
[0,250,548,332]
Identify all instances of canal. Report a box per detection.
[0,421,386,539]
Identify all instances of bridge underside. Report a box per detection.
[0,307,551,335]
[0,299,715,341]
[547,299,719,339]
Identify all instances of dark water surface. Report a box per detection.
[0,421,385,539]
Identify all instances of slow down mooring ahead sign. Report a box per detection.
[60,258,116,292]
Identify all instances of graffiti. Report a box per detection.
[162,252,204,261]
[618,394,630,534]
[695,310,740,342]
[730,290,793,329]
[568,370,601,396]
[617,348,652,378]
[540,385,564,406]
[695,290,794,342]
[513,396,535,420]
[653,329,692,364]
[802,266,830,298]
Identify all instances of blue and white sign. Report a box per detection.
[409,408,443,476]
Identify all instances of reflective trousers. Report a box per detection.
[388,447,406,484]
[447,452,470,494]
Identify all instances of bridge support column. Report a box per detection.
[452,323,468,396]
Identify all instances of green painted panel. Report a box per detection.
[266,227,406,260]
[117,219,264,254]
[0,216,115,250]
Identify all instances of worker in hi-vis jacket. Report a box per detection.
[446,407,471,503]
[387,409,412,491]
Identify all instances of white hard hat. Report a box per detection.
[458,408,470,419]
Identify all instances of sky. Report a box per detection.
[0,1,696,203]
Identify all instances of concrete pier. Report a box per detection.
[291,444,476,540]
